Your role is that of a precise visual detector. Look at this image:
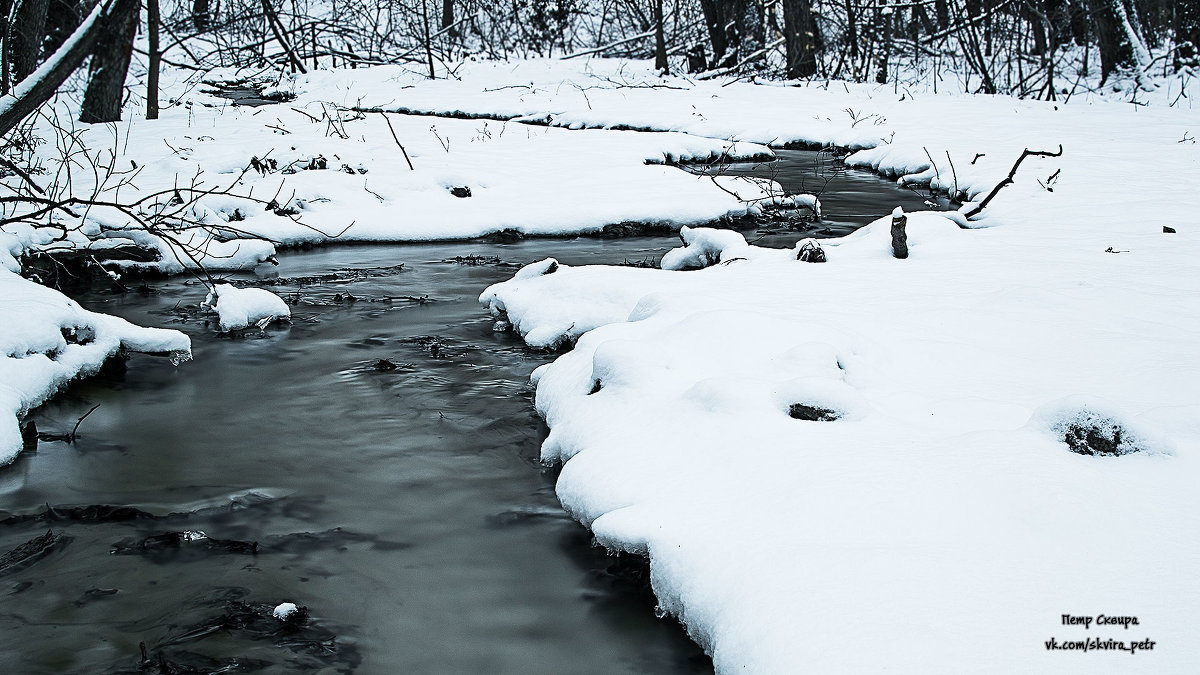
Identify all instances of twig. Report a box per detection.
[382,114,414,170]
[69,403,101,443]
[965,145,1063,219]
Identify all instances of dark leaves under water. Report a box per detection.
[105,590,360,674]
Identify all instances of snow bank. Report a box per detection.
[0,269,191,464]
[486,198,1200,671]
[6,78,796,274]
[202,284,291,331]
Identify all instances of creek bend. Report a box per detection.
[0,151,943,673]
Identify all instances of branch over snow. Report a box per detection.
[964,145,1063,219]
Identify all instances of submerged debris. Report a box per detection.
[246,264,406,287]
[112,530,259,557]
[1,504,156,525]
[442,254,505,266]
[0,530,65,576]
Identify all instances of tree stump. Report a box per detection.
[890,207,908,259]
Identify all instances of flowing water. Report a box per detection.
[0,152,943,674]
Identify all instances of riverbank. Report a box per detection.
[465,60,1200,672]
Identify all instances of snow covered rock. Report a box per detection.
[660,227,750,271]
[272,602,299,620]
[202,284,291,331]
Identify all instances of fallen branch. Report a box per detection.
[561,29,655,60]
[964,145,1063,219]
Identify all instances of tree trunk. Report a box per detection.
[192,0,210,31]
[934,0,949,29]
[1176,0,1200,67]
[876,1,892,84]
[42,0,80,55]
[654,0,668,72]
[699,0,732,67]
[0,0,14,94]
[441,0,457,37]
[10,0,50,82]
[147,0,160,119]
[737,0,764,55]
[420,0,435,78]
[845,0,858,62]
[1089,0,1135,81]
[783,0,819,78]
[79,0,138,123]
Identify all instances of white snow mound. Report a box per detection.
[202,284,291,331]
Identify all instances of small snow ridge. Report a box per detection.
[1032,397,1172,457]
[512,257,559,279]
[202,284,291,332]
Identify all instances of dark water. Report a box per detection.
[0,152,936,674]
[707,149,949,247]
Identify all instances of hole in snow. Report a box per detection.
[588,380,602,395]
[1037,402,1168,457]
[788,403,840,421]
[61,325,95,346]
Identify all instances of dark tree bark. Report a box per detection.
[1176,0,1200,67]
[192,0,210,31]
[736,0,764,55]
[844,0,858,62]
[42,0,80,55]
[10,0,50,82]
[441,0,458,37]
[147,0,160,119]
[1067,0,1089,44]
[698,0,732,67]
[1089,0,1135,82]
[0,0,14,94]
[654,0,668,72]
[934,0,949,30]
[782,0,819,78]
[79,0,138,123]
[876,3,892,84]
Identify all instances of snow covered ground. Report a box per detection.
[463,60,1200,671]
[4,56,1199,670]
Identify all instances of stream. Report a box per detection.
[0,151,944,673]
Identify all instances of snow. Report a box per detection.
[485,212,1200,671]
[463,59,1200,672]
[202,284,291,331]
[272,602,299,620]
[4,81,794,274]
[0,269,190,464]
